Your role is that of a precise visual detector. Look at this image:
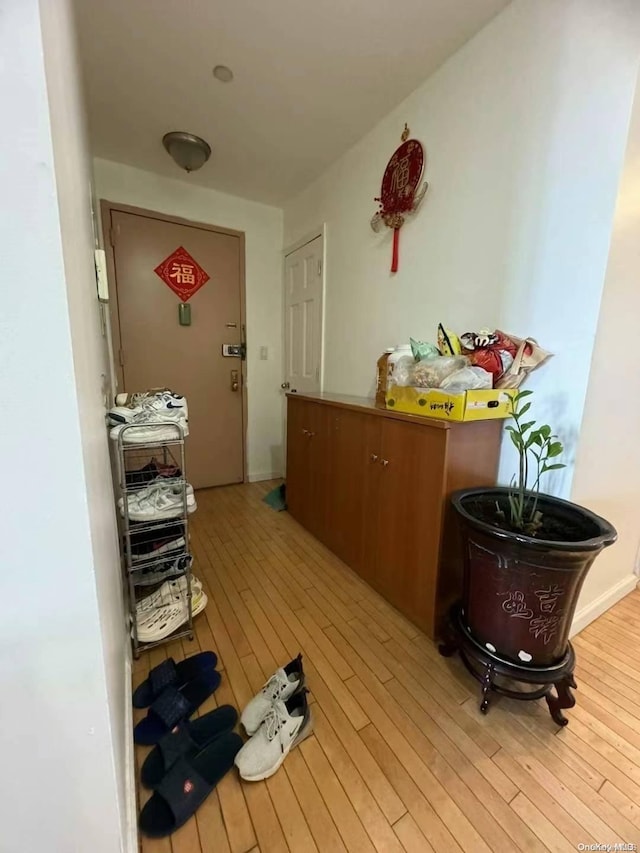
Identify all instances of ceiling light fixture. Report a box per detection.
[213,65,234,83]
[162,132,211,173]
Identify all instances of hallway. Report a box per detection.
[134,482,640,853]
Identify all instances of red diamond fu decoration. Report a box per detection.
[154,246,210,301]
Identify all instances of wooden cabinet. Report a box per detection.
[286,393,503,638]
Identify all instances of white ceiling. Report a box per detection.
[74,0,509,205]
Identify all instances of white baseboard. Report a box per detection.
[570,574,638,637]
[123,657,138,853]
[248,471,282,483]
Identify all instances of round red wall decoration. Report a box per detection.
[371,124,429,273]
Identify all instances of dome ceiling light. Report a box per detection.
[213,65,234,83]
[162,131,211,173]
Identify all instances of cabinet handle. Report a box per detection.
[308,431,316,438]
[302,428,309,435]
[380,459,390,467]
[370,453,379,463]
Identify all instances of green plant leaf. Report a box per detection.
[509,431,523,450]
[539,425,551,439]
[530,432,543,447]
[520,421,535,434]
[547,442,563,458]
[542,463,566,472]
[516,390,534,399]
[518,402,531,417]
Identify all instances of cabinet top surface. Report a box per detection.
[287,391,457,429]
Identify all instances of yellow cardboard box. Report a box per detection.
[385,385,515,422]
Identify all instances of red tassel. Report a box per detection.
[391,228,400,273]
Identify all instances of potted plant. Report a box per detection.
[451,390,617,668]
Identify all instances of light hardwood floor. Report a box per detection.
[133,481,640,853]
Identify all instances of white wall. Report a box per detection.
[0,0,123,850]
[283,0,640,501]
[570,73,640,628]
[93,158,285,481]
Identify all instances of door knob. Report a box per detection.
[281,381,290,389]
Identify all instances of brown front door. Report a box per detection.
[107,206,245,489]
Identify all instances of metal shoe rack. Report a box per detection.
[114,422,194,658]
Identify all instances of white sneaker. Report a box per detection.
[114,388,171,407]
[108,391,188,426]
[240,654,305,736]
[118,480,193,510]
[235,690,313,782]
[133,553,191,585]
[124,484,197,521]
[110,411,189,443]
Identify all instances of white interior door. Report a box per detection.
[284,235,323,394]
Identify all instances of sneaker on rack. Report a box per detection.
[240,654,305,736]
[234,690,313,782]
[109,407,189,444]
[124,483,197,521]
[125,458,182,488]
[136,572,201,616]
[108,390,188,426]
[119,481,193,510]
[129,522,186,561]
[134,553,191,586]
[114,388,171,407]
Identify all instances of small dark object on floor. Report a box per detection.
[263,483,286,512]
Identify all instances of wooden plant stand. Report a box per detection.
[439,604,577,726]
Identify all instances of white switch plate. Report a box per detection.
[260,346,268,360]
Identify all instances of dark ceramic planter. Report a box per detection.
[451,488,617,667]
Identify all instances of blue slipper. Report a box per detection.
[133,652,218,709]
[134,669,221,745]
[141,705,238,789]
[139,732,242,837]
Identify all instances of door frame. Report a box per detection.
[281,225,326,476]
[282,225,327,389]
[100,199,249,483]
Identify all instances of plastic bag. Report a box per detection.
[390,355,415,387]
[440,366,493,394]
[410,338,440,361]
[460,329,517,383]
[409,355,468,388]
[437,324,462,355]
[495,332,552,389]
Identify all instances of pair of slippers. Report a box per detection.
[134,652,242,838]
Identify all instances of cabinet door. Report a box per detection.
[305,402,331,543]
[360,416,383,583]
[324,409,379,575]
[375,418,447,635]
[286,397,310,526]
